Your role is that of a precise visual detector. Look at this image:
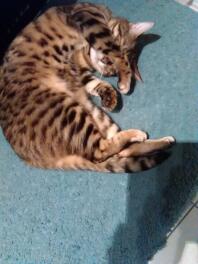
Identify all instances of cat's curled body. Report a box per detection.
[0,3,175,173]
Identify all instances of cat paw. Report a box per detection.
[129,130,148,142]
[99,85,117,111]
[161,136,176,145]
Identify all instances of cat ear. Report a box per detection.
[129,22,154,37]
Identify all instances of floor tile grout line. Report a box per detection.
[167,203,197,239]
[190,199,198,206]
[191,199,198,207]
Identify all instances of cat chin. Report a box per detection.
[90,48,105,74]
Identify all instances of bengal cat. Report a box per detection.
[0,3,175,173]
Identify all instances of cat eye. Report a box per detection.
[101,57,113,65]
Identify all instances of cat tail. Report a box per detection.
[53,151,170,173]
[95,151,170,173]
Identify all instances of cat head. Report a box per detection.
[89,18,154,93]
[109,18,154,52]
[112,18,154,85]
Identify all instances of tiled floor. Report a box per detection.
[150,197,198,264]
[192,193,198,205]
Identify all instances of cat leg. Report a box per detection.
[81,71,117,111]
[118,136,176,157]
[93,129,148,161]
[74,87,120,139]
[83,97,120,139]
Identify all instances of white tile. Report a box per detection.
[150,207,198,264]
[167,202,194,237]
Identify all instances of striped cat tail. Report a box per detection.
[52,152,170,173]
[99,151,171,173]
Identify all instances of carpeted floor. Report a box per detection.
[0,0,198,263]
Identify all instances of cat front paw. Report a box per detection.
[99,85,117,111]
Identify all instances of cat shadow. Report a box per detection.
[113,90,123,113]
[46,0,77,7]
[0,0,78,60]
[0,1,48,60]
[107,143,198,264]
[128,33,161,95]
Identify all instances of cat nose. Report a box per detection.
[118,79,131,94]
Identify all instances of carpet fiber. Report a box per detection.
[0,0,198,263]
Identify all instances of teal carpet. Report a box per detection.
[0,0,198,263]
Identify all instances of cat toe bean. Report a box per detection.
[99,86,117,111]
